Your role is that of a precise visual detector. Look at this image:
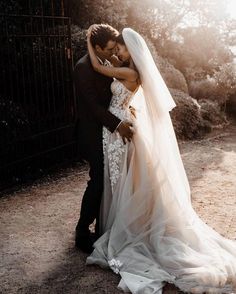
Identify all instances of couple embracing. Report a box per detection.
[73,24,236,294]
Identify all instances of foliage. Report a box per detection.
[189,63,236,109]
[71,25,87,62]
[213,63,236,103]
[189,78,218,101]
[0,99,30,143]
[198,99,227,126]
[157,56,189,94]
[170,87,227,140]
[70,0,129,30]
[170,89,211,140]
[165,27,234,82]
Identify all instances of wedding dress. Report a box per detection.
[86,29,236,294]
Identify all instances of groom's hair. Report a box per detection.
[90,24,119,49]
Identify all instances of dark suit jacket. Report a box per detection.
[73,54,121,160]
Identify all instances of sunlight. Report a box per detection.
[226,0,236,19]
[163,0,236,28]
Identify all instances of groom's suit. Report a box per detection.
[73,54,121,236]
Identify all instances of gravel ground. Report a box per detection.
[0,123,236,294]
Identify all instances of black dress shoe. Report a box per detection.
[75,230,94,254]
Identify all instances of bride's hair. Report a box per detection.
[116,33,140,81]
[90,24,119,49]
[116,34,125,45]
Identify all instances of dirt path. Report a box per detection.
[0,123,235,294]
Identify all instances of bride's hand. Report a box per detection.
[86,25,101,71]
[87,25,96,40]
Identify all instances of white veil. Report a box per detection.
[123,28,176,117]
[122,28,191,207]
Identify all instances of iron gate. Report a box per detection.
[0,1,78,189]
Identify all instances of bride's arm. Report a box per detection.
[87,31,138,81]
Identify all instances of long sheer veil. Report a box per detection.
[122,28,191,207]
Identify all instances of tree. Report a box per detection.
[213,63,236,107]
[167,26,234,80]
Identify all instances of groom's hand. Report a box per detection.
[117,121,134,144]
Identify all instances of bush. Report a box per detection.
[213,63,236,107]
[156,55,189,94]
[189,63,236,109]
[189,78,218,101]
[170,89,211,139]
[198,99,228,126]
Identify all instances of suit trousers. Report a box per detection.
[76,120,104,236]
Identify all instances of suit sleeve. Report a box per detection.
[73,62,121,133]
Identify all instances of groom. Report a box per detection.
[73,24,134,253]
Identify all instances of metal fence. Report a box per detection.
[0,1,78,189]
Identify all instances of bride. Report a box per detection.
[85,26,236,294]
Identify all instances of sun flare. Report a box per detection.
[226,0,236,19]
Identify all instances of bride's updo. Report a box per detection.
[116,34,125,45]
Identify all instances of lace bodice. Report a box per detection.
[102,79,136,190]
[109,79,135,121]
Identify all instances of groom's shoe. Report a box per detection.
[75,229,94,254]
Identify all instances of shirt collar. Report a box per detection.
[96,56,111,66]
[97,56,104,65]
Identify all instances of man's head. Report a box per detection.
[90,24,119,61]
